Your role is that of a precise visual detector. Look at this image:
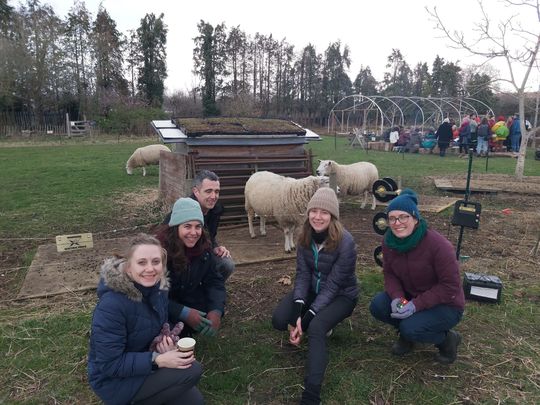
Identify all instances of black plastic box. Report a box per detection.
[463,272,503,303]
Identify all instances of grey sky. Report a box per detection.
[11,0,539,94]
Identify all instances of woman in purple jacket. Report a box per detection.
[272,188,358,405]
[369,189,464,364]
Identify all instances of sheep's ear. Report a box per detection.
[318,159,321,163]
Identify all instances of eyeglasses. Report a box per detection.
[388,214,411,225]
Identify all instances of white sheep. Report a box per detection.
[244,171,331,252]
[126,144,170,176]
[316,159,379,209]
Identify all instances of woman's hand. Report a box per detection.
[155,350,195,369]
[156,335,177,354]
[289,317,303,346]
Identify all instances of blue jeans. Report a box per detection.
[369,292,463,345]
[511,134,521,153]
[476,138,488,155]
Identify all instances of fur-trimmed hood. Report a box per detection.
[98,257,169,302]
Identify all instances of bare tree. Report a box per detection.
[427,0,540,179]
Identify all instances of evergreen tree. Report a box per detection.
[64,0,93,115]
[382,49,412,96]
[353,66,378,96]
[137,13,167,107]
[322,41,352,105]
[92,6,127,100]
[19,0,64,117]
[430,55,445,96]
[225,26,249,96]
[412,62,431,97]
[125,29,139,99]
[440,62,462,97]
[295,44,322,122]
[0,0,18,110]
[193,20,226,116]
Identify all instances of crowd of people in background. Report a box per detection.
[382,112,531,158]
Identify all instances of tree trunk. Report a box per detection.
[515,95,527,180]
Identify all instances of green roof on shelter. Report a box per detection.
[173,117,306,137]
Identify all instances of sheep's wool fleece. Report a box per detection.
[244,171,321,226]
[327,161,378,195]
[127,144,170,167]
[306,187,339,219]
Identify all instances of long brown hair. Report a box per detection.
[154,223,210,274]
[297,216,344,251]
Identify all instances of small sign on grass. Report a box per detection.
[56,233,93,252]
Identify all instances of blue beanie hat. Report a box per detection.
[386,188,421,219]
[169,198,204,227]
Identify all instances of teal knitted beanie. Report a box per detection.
[169,198,204,227]
[386,188,421,219]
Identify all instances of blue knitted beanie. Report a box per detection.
[169,198,204,227]
[386,188,421,219]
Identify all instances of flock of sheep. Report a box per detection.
[126,145,379,252]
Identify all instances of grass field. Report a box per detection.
[0,134,539,404]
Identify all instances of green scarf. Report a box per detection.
[384,217,428,253]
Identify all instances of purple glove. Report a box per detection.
[149,322,184,351]
[390,301,416,319]
[390,298,401,313]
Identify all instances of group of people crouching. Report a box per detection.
[88,170,465,405]
[435,113,527,158]
[384,126,439,154]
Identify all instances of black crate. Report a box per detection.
[463,272,502,303]
[451,200,481,229]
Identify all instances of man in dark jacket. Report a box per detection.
[436,118,453,157]
[190,170,235,281]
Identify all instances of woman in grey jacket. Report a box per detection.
[272,188,358,405]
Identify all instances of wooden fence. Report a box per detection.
[0,111,69,137]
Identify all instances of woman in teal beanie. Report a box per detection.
[369,189,465,364]
[155,197,226,337]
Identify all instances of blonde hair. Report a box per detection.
[122,233,167,269]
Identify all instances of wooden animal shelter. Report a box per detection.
[152,117,320,224]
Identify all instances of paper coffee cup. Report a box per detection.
[177,337,196,353]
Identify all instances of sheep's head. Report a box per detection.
[316,175,340,194]
[126,164,133,175]
[316,160,333,176]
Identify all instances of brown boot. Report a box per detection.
[391,335,414,355]
[435,330,462,364]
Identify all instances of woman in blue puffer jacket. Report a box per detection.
[272,188,358,405]
[88,234,203,405]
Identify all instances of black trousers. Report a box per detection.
[131,362,204,405]
[272,291,356,390]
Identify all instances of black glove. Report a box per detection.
[301,309,315,332]
[291,300,304,326]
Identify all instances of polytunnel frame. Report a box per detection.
[327,94,495,135]
[378,96,425,131]
[327,95,386,135]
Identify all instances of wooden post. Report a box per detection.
[65,113,71,137]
